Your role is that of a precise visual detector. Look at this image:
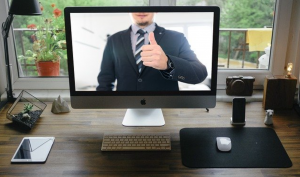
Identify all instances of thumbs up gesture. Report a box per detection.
[141,32,168,70]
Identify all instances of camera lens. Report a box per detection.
[231,79,245,94]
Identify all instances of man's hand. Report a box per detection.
[141,32,168,70]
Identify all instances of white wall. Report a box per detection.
[71,13,131,89]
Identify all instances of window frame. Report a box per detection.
[217,0,292,89]
[0,0,295,91]
[0,2,9,95]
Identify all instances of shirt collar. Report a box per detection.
[131,22,156,34]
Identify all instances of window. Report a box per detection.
[177,0,275,71]
[0,0,295,91]
[12,0,149,78]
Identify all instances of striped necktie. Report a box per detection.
[135,29,146,73]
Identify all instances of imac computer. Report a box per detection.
[64,6,219,126]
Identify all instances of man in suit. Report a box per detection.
[96,13,207,91]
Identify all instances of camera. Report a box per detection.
[226,76,255,96]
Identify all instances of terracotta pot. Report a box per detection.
[36,61,60,76]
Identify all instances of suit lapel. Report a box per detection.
[121,27,139,74]
[152,25,165,44]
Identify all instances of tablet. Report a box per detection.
[11,137,55,163]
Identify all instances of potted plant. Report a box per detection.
[20,3,66,76]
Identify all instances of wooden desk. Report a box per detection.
[0,102,299,176]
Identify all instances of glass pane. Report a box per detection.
[176,0,276,70]
[12,0,149,77]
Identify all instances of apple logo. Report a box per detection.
[140,99,146,105]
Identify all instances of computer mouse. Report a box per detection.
[216,137,231,152]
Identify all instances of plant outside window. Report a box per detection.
[19,3,66,76]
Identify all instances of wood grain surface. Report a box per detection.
[1,102,300,177]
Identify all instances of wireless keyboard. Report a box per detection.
[101,132,171,151]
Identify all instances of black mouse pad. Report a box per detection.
[180,127,292,168]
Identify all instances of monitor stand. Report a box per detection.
[122,109,165,126]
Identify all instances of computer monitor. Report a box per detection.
[64,6,219,126]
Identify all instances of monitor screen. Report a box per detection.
[65,6,219,126]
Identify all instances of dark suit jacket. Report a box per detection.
[96,24,207,91]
